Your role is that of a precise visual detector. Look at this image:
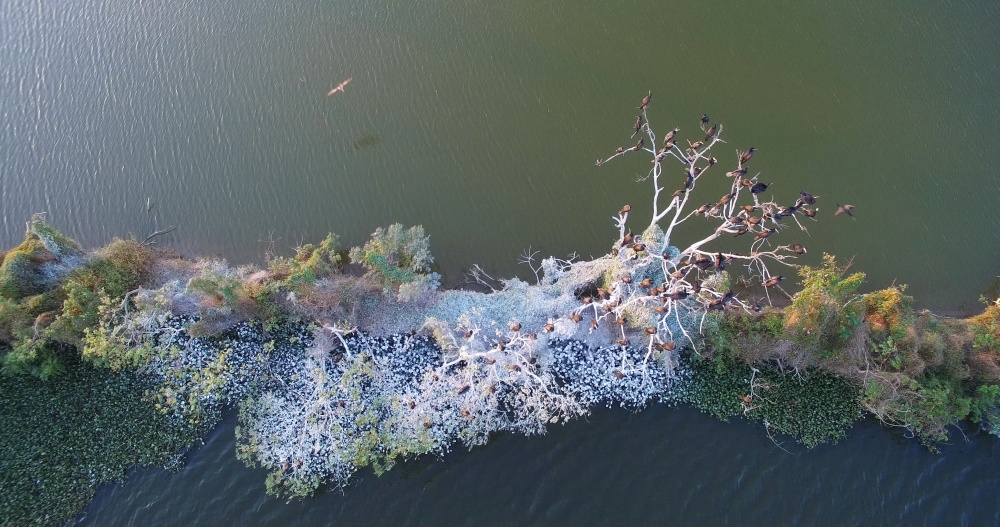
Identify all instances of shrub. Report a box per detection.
[784,254,865,360]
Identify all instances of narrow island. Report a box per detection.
[2,102,999,526]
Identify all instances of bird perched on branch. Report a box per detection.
[664,128,679,145]
[762,275,784,287]
[739,147,756,165]
[750,182,770,195]
[727,167,748,179]
[835,203,855,217]
[704,123,719,141]
[701,114,710,125]
[754,228,775,241]
[639,90,652,109]
[632,115,644,137]
[619,204,631,215]
[620,228,634,247]
[799,191,818,205]
[791,243,806,254]
[634,138,644,151]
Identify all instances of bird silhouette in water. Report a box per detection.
[639,90,652,110]
[835,203,855,218]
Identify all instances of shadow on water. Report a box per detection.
[353,134,381,151]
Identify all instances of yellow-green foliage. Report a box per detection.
[784,254,865,358]
[0,235,53,300]
[81,295,157,371]
[268,233,341,287]
[86,238,154,298]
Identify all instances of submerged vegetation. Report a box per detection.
[3,106,1000,524]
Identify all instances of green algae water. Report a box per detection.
[1,0,999,525]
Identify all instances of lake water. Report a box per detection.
[2,0,1000,525]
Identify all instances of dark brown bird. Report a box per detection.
[695,203,713,215]
[465,329,474,339]
[632,115,644,137]
[791,243,806,254]
[740,178,753,188]
[687,140,704,153]
[619,204,631,215]
[835,203,855,217]
[639,90,652,109]
[727,167,748,179]
[717,193,733,207]
[621,229,634,247]
[750,182,770,195]
[639,278,653,288]
[733,226,749,237]
[800,191,818,205]
[762,275,784,287]
[668,289,689,300]
[659,341,677,351]
[509,322,521,332]
[802,207,817,218]
[486,358,496,365]
[742,205,756,213]
[570,312,582,323]
[614,316,626,325]
[457,385,470,395]
[613,369,624,379]
[663,141,675,151]
[739,147,756,165]
[754,228,775,241]
[615,339,629,347]
[634,138,644,151]
[708,156,718,166]
[645,327,658,335]
[664,128,679,145]
[631,243,646,252]
[704,123,718,141]
[543,323,555,332]
[673,189,686,198]
[701,114,710,124]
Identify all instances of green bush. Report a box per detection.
[784,254,865,359]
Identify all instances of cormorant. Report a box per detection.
[619,204,632,215]
[704,123,718,141]
[754,228,774,241]
[791,243,806,254]
[800,191,818,205]
[762,275,784,287]
[739,147,756,165]
[750,182,770,194]
[632,115,643,137]
[639,90,652,109]
[664,128,679,144]
[634,138,644,151]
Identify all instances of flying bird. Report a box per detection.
[326,77,353,96]
[835,203,856,217]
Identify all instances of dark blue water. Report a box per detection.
[77,406,1000,526]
